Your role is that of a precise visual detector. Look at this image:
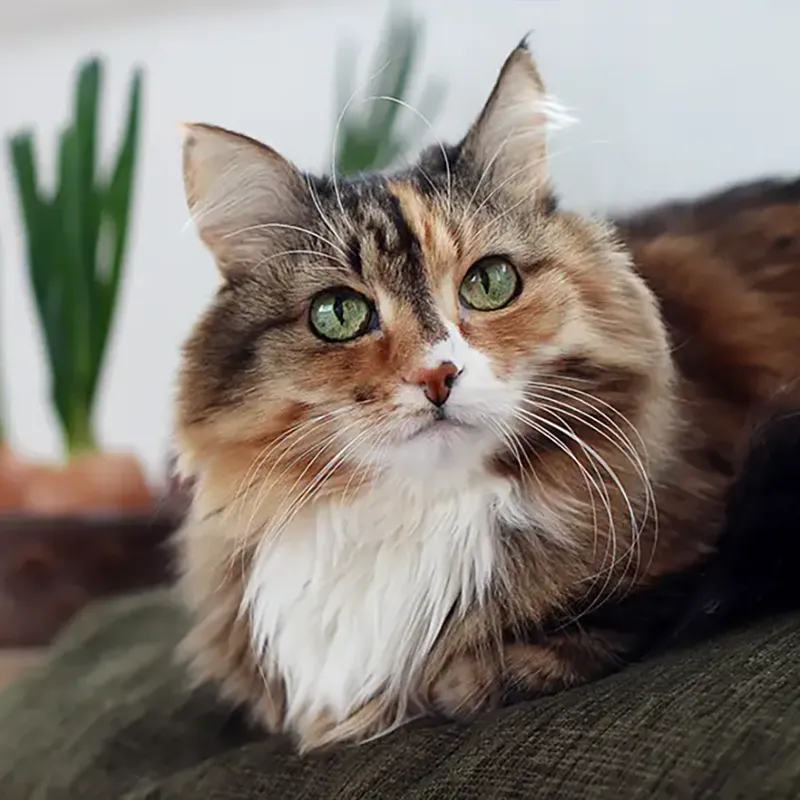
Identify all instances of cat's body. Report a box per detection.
[175,43,800,752]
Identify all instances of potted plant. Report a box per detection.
[0,57,179,647]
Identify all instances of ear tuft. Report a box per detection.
[181,123,305,271]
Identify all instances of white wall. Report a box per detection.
[0,0,798,478]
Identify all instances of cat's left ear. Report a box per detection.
[462,39,571,203]
[181,123,306,272]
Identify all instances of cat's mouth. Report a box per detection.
[407,412,476,441]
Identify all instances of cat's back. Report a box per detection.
[615,177,800,406]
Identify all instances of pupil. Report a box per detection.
[333,295,345,325]
[479,267,491,295]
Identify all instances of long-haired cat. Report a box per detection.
[174,41,800,752]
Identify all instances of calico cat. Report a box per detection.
[174,41,800,752]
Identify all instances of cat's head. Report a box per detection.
[176,42,675,511]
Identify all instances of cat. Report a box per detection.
[174,40,800,753]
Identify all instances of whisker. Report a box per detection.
[521,390,653,533]
[522,394,655,601]
[339,424,391,505]
[244,414,367,536]
[488,416,584,535]
[222,221,348,259]
[252,249,351,272]
[513,407,632,615]
[262,423,378,549]
[529,381,650,466]
[467,140,609,241]
[227,407,368,577]
[306,175,348,251]
[230,409,347,522]
[330,60,393,225]
[511,408,614,584]
[536,412,639,616]
[363,94,452,213]
[525,381,659,584]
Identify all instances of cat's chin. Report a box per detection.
[382,414,499,476]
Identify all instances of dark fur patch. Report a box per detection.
[347,237,363,275]
[380,190,446,339]
[353,386,375,404]
[659,407,800,649]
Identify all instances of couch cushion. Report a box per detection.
[0,591,799,799]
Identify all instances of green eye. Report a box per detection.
[309,288,376,342]
[459,257,521,311]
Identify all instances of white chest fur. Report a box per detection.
[243,469,518,725]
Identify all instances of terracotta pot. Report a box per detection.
[0,447,30,511]
[21,452,156,516]
[0,508,181,647]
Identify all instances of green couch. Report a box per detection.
[0,591,798,799]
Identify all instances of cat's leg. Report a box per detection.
[500,629,629,702]
[427,629,630,719]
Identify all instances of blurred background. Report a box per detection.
[1,0,798,476]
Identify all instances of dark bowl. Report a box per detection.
[0,506,183,647]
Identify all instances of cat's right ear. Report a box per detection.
[181,123,305,271]
[461,39,573,205]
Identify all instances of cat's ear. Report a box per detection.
[182,123,305,271]
[462,40,571,202]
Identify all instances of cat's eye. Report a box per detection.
[309,288,376,342]
[459,257,521,311]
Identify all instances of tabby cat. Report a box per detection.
[174,41,800,752]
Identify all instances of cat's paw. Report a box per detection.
[427,655,501,720]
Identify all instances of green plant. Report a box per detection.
[333,7,445,175]
[8,58,143,456]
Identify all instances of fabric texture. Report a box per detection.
[0,591,798,800]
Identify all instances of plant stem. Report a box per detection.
[64,403,97,456]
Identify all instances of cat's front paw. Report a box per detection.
[427,655,501,720]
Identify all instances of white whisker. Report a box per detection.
[222,221,348,259]
[514,406,635,616]
[525,381,660,584]
[511,408,614,583]
[470,140,609,240]
[363,94,452,212]
[522,394,655,604]
[253,249,350,271]
[330,60,393,225]
[306,175,348,251]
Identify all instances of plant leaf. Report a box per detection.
[57,124,94,399]
[73,59,103,372]
[8,132,75,439]
[88,66,143,407]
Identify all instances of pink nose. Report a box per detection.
[405,361,460,407]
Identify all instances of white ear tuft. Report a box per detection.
[464,42,575,201]
[182,123,304,270]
